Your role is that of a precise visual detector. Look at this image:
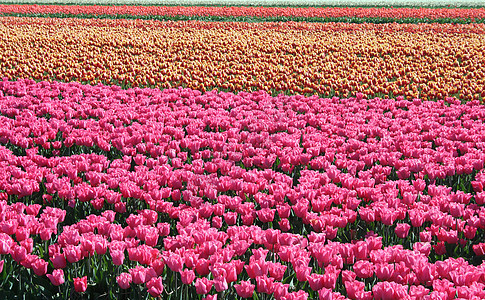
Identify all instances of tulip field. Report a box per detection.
[1,3,485,300]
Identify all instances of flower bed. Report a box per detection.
[1,17,485,102]
[0,78,484,298]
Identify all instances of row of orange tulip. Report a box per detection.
[0,17,484,101]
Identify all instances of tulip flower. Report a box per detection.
[32,258,48,276]
[195,277,213,295]
[180,268,196,285]
[146,277,163,297]
[73,276,88,293]
[234,280,255,298]
[395,223,411,239]
[116,273,132,289]
[47,269,65,286]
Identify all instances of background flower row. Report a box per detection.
[1,17,484,103]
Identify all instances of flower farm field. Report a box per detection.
[1,4,485,300]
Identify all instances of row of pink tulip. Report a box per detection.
[1,201,484,298]
[1,79,485,298]
[1,79,484,244]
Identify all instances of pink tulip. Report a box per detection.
[110,249,125,265]
[116,273,132,289]
[146,277,163,297]
[472,243,485,256]
[11,245,27,262]
[73,276,88,293]
[64,245,82,263]
[353,260,374,279]
[180,268,195,285]
[47,269,65,286]
[130,266,147,284]
[395,223,411,239]
[256,275,274,294]
[234,280,255,298]
[195,277,213,295]
[32,258,48,276]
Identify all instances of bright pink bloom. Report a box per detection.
[146,277,163,297]
[152,258,165,276]
[279,219,291,232]
[110,249,125,265]
[32,258,48,276]
[195,277,213,295]
[74,276,88,293]
[117,272,132,289]
[11,245,27,262]
[213,276,229,292]
[245,259,268,279]
[64,245,82,263]
[353,260,374,279]
[50,253,67,269]
[47,269,65,286]
[395,223,411,239]
[345,280,365,300]
[196,258,210,276]
[130,266,148,284]
[268,262,286,281]
[212,216,222,228]
[234,280,255,298]
[180,268,195,285]
[295,266,312,282]
[256,275,274,294]
[473,243,485,256]
[318,288,334,300]
[307,273,324,291]
[165,253,184,272]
